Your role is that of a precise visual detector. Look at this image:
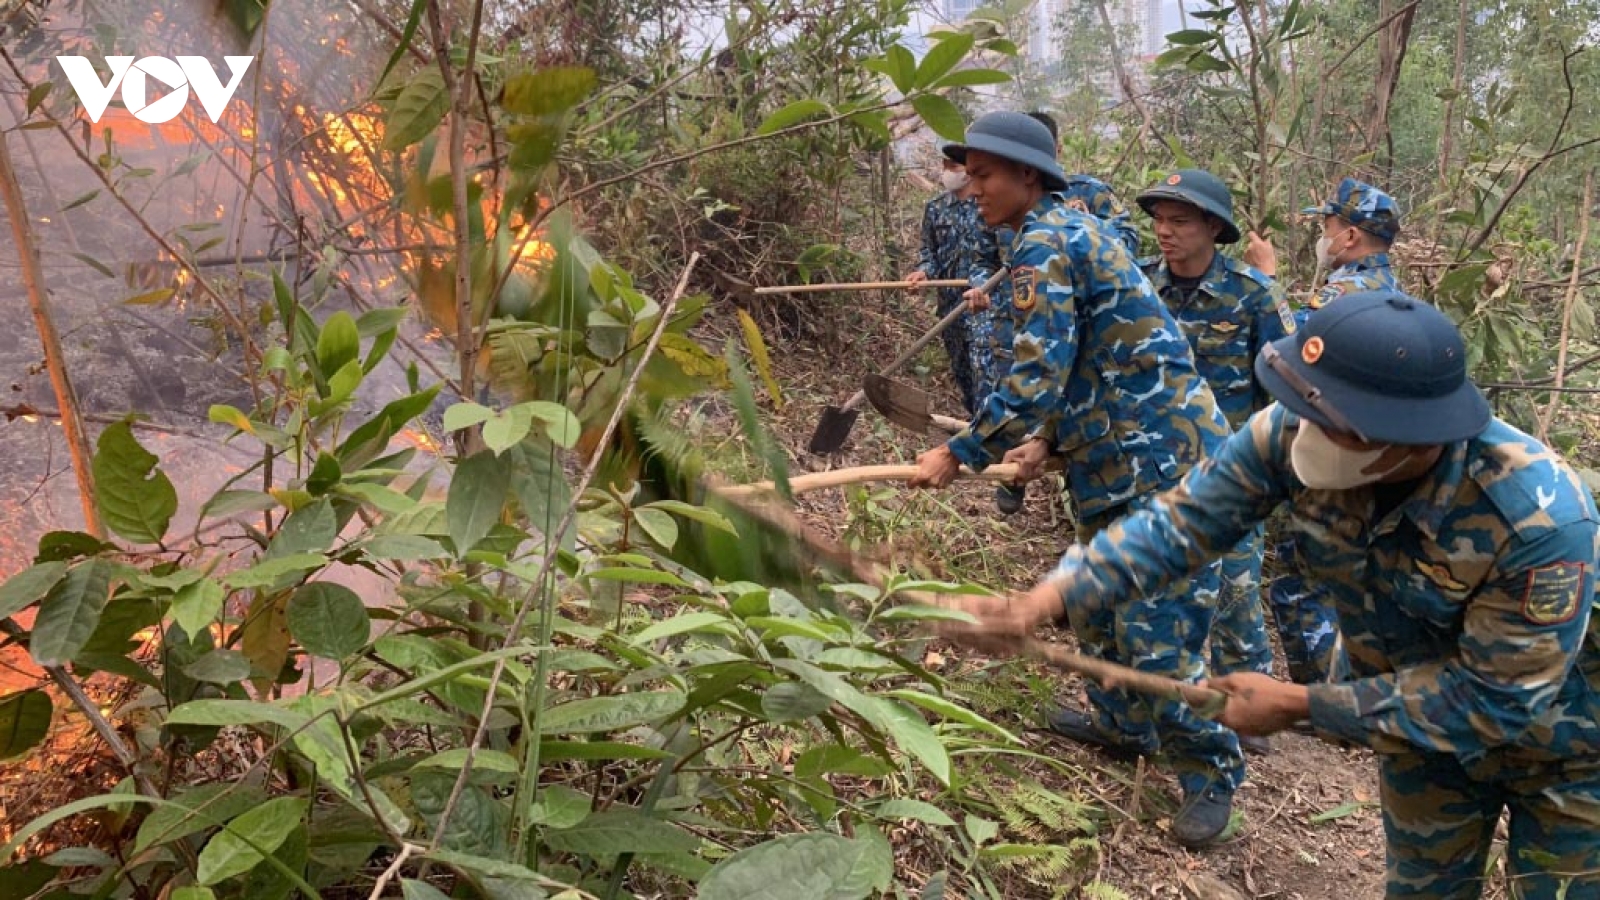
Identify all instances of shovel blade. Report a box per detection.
[807,406,860,454]
[862,373,935,434]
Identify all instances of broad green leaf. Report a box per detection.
[757,99,831,135]
[401,881,451,900]
[760,682,834,722]
[31,560,117,667]
[886,45,916,94]
[26,81,51,114]
[134,784,268,853]
[196,796,306,885]
[199,489,277,521]
[337,483,415,515]
[543,810,698,857]
[500,66,596,116]
[447,451,510,555]
[746,616,839,643]
[629,611,733,645]
[356,306,409,338]
[875,798,956,828]
[172,888,216,900]
[267,499,337,559]
[735,308,783,407]
[182,650,252,684]
[383,68,448,150]
[171,577,225,637]
[526,784,591,829]
[306,453,342,496]
[879,700,951,785]
[776,660,949,784]
[875,604,978,624]
[286,583,369,660]
[225,553,327,589]
[965,814,999,845]
[1185,52,1232,74]
[315,311,360,378]
[125,288,176,306]
[632,508,678,550]
[0,561,67,620]
[35,531,116,563]
[640,499,736,535]
[92,421,177,544]
[1166,28,1218,46]
[889,689,1019,743]
[911,94,965,143]
[363,535,448,561]
[541,691,686,735]
[443,401,495,432]
[697,832,880,900]
[414,748,520,774]
[517,401,579,448]
[0,690,52,760]
[140,568,203,591]
[481,410,532,456]
[584,566,688,587]
[165,699,311,731]
[795,745,893,780]
[915,31,974,89]
[932,68,1011,88]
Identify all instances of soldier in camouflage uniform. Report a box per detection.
[906,155,998,416]
[909,112,1244,847]
[947,292,1600,899]
[971,112,1140,515]
[1134,170,1297,755]
[1249,177,1405,684]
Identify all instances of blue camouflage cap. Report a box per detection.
[942,112,1069,192]
[1301,177,1401,242]
[1254,291,1489,445]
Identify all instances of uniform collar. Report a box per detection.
[1151,250,1229,297]
[1373,439,1469,539]
[1340,251,1392,274]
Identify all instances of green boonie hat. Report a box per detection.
[941,112,1068,192]
[1135,169,1241,244]
[1254,291,1489,445]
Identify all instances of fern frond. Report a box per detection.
[1080,880,1133,900]
[632,401,703,481]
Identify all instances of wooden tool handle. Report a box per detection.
[754,279,968,294]
[721,459,1060,498]
[1021,638,1228,719]
[839,267,1011,414]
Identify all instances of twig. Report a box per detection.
[0,127,101,535]
[3,403,214,440]
[425,253,701,852]
[366,841,423,899]
[1536,169,1593,442]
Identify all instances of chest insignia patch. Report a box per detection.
[1209,321,1240,334]
[1519,562,1587,625]
[1012,266,1038,312]
[1413,558,1468,593]
[1276,300,1297,334]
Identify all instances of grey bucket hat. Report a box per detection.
[941,112,1068,192]
[1136,169,1242,244]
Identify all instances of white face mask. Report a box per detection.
[1290,420,1409,489]
[1314,235,1335,269]
[941,170,969,192]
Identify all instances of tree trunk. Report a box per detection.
[1363,0,1418,165]
[1437,0,1469,198]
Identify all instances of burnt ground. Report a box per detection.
[729,298,1391,899]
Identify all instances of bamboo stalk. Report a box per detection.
[753,279,967,294]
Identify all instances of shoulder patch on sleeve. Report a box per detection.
[1520,562,1586,625]
[1276,299,1297,334]
[1012,266,1037,312]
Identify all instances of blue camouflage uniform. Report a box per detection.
[946,195,1243,797]
[1142,250,1297,678]
[1048,404,1600,899]
[979,176,1141,390]
[916,190,998,415]
[1274,179,1405,682]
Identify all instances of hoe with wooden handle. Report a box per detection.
[861,373,968,436]
[807,267,1009,454]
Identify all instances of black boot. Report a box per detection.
[1045,707,1151,762]
[1170,784,1234,848]
[994,482,1025,515]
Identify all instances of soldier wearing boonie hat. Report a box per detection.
[1263,176,1407,687]
[1134,169,1298,755]
[943,290,1600,900]
[909,111,1244,849]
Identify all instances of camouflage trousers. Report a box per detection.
[936,290,998,416]
[1267,533,1348,684]
[1380,750,1600,899]
[1065,493,1246,796]
[1210,523,1274,677]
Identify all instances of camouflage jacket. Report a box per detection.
[1141,252,1296,430]
[946,196,1230,520]
[916,191,985,285]
[1310,251,1399,310]
[1051,404,1600,766]
[976,175,1140,294]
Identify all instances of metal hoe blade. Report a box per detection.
[807,405,860,454]
[862,374,934,432]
